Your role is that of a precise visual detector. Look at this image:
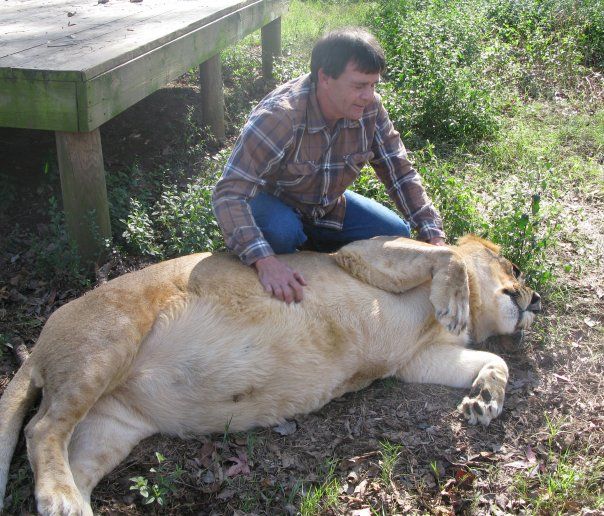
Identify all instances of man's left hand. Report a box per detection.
[428,237,446,246]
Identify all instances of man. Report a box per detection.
[212,28,445,304]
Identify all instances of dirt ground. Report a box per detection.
[0,79,603,515]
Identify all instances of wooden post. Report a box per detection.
[55,129,111,264]
[261,17,281,81]
[199,54,226,142]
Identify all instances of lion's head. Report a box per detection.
[457,235,541,341]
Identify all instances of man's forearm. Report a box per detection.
[212,186,274,264]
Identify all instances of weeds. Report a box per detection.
[0,333,8,360]
[510,413,604,512]
[120,169,224,259]
[129,452,183,507]
[299,458,340,516]
[222,416,233,446]
[379,440,402,485]
[370,0,603,147]
[515,447,604,513]
[371,0,500,145]
[3,463,34,514]
[26,197,92,288]
[413,145,488,240]
[486,176,562,289]
[246,430,260,461]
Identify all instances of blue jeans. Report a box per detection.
[249,190,410,253]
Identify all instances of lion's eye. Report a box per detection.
[512,264,521,278]
[503,288,518,298]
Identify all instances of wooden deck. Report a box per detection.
[0,0,287,260]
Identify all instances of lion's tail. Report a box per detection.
[0,358,39,510]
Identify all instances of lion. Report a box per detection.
[0,235,541,515]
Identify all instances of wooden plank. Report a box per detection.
[0,0,180,59]
[0,77,78,131]
[0,0,257,78]
[0,0,71,46]
[199,54,225,142]
[1,0,80,27]
[55,128,111,263]
[80,0,287,131]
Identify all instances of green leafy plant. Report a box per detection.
[121,173,225,259]
[486,174,562,289]
[29,197,92,287]
[370,0,500,145]
[413,145,488,240]
[129,452,183,507]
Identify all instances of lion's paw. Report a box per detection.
[458,377,505,426]
[37,487,92,516]
[431,286,470,335]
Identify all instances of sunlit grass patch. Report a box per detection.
[379,440,403,485]
[514,449,604,513]
[299,458,341,516]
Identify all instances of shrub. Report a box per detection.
[121,175,224,259]
[29,197,94,286]
[369,0,601,148]
[486,0,604,70]
[484,175,562,289]
[370,0,499,145]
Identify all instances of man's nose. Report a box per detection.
[360,88,373,101]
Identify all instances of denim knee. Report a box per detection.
[378,217,410,238]
[249,192,307,254]
[261,222,306,254]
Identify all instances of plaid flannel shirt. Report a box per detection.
[212,74,444,265]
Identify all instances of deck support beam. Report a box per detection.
[261,16,281,80]
[199,54,226,142]
[55,129,111,264]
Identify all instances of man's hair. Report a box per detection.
[310,28,386,82]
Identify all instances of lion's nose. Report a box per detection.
[529,292,541,313]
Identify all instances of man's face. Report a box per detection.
[317,61,380,125]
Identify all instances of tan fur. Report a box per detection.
[0,236,540,515]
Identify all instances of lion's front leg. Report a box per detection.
[397,343,509,426]
[335,237,471,334]
[429,255,469,335]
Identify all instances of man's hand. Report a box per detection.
[428,237,446,246]
[253,256,307,304]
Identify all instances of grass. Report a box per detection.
[514,433,604,513]
[299,459,340,516]
[280,0,376,70]
[379,440,403,485]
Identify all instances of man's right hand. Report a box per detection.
[253,255,307,304]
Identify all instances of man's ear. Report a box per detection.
[317,68,329,86]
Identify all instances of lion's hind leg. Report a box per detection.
[397,342,508,426]
[68,394,156,508]
[25,381,101,516]
[25,351,138,515]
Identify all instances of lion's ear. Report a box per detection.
[457,235,501,254]
[334,237,436,293]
